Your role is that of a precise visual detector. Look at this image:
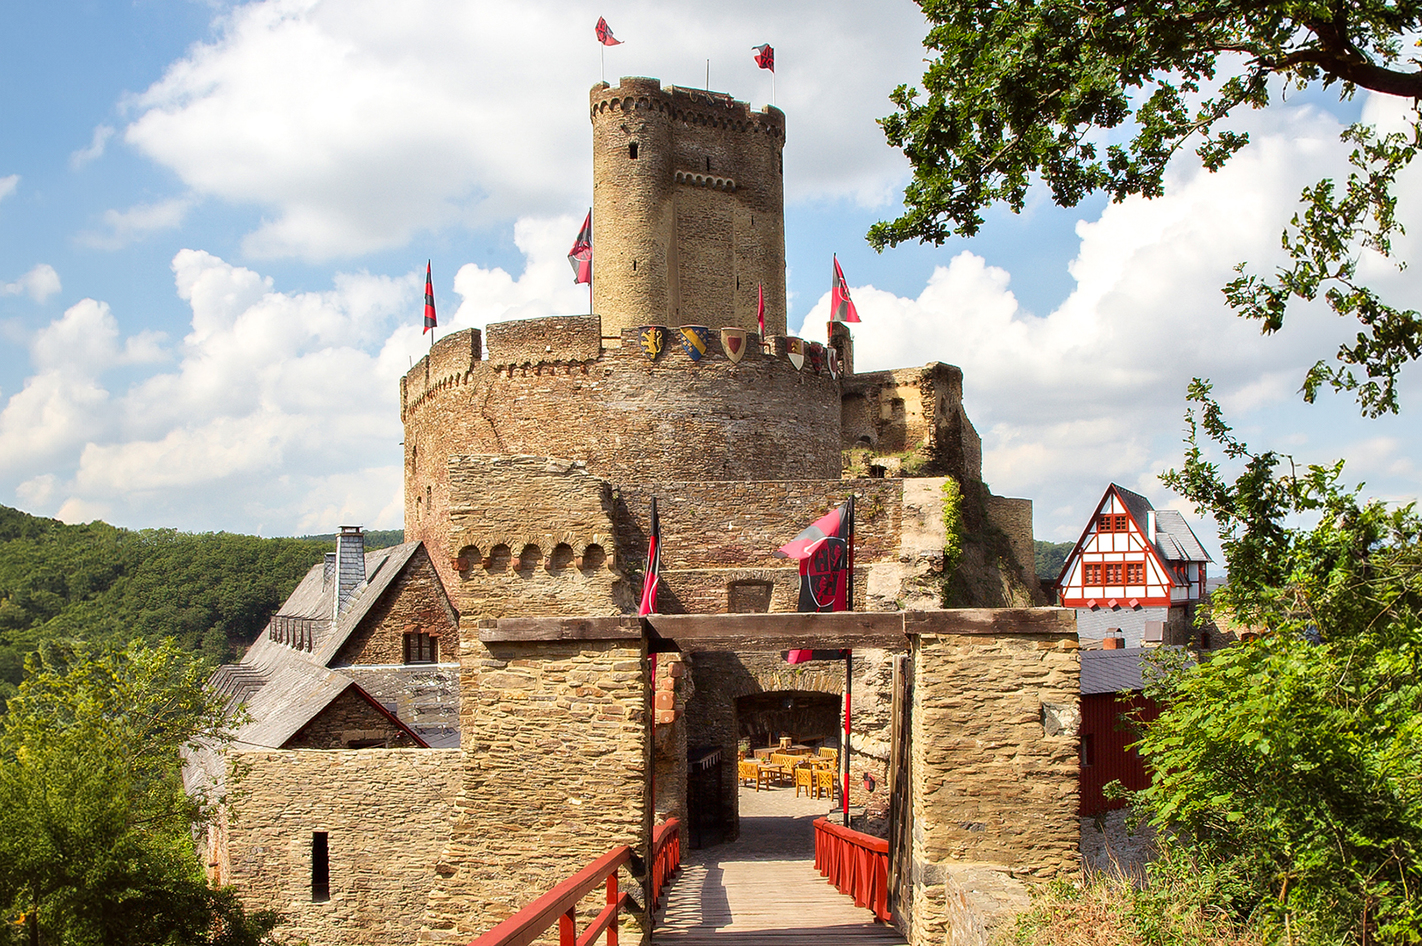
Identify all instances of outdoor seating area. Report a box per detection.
[737,745,840,800]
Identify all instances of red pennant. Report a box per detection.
[423,261,437,334]
[595,17,622,46]
[753,44,774,72]
[831,255,860,323]
[757,282,765,337]
[568,211,592,284]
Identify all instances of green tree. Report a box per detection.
[873,0,1422,415]
[0,639,278,946]
[1134,381,1422,944]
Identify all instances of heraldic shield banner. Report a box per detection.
[679,325,712,362]
[639,325,667,360]
[774,497,855,613]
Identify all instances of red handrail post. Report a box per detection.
[559,909,576,946]
[605,874,618,946]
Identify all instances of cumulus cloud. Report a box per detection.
[0,249,427,532]
[2,264,62,303]
[70,124,115,169]
[78,197,194,250]
[120,0,924,261]
[794,99,1422,549]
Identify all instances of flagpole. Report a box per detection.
[843,493,855,827]
[601,44,605,83]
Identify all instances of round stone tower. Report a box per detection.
[590,77,787,337]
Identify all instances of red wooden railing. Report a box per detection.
[813,817,891,922]
[650,818,682,909]
[467,819,681,946]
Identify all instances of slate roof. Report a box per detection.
[1080,648,1148,694]
[211,539,450,750]
[1080,647,1191,694]
[1109,484,1211,564]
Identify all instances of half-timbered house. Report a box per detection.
[1055,484,1211,647]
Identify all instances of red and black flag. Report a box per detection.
[568,210,592,284]
[639,497,661,616]
[423,261,437,334]
[757,282,765,337]
[831,255,860,323]
[753,44,774,72]
[595,16,622,45]
[775,498,854,613]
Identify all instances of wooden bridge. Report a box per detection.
[470,787,905,946]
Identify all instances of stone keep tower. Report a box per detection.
[590,77,788,337]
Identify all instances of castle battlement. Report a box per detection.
[589,77,785,138]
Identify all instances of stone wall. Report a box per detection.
[445,456,624,618]
[842,364,981,483]
[615,478,904,615]
[284,687,423,749]
[401,325,842,591]
[341,665,460,746]
[907,611,1080,946]
[485,315,602,364]
[985,496,1037,594]
[590,77,787,338]
[222,748,460,946]
[418,627,649,944]
[334,545,459,665]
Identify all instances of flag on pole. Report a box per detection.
[831,255,860,323]
[756,282,765,337]
[775,500,854,613]
[568,211,593,284]
[753,44,774,72]
[423,261,437,334]
[639,497,661,616]
[595,17,622,45]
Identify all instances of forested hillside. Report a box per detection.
[0,506,403,707]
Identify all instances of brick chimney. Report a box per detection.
[333,526,366,620]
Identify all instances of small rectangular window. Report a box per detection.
[1125,562,1144,584]
[312,832,329,901]
[629,141,639,159]
[1113,514,1129,531]
[404,632,437,664]
[1084,563,1102,585]
[1103,562,1123,585]
[1081,734,1095,766]
[1097,514,1113,532]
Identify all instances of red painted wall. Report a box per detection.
[1079,691,1161,815]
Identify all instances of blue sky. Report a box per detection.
[2,0,1419,561]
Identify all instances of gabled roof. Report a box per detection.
[1056,484,1211,589]
[259,541,428,662]
[1080,648,1148,694]
[213,538,452,750]
[1153,509,1211,563]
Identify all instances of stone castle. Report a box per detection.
[195,78,1081,946]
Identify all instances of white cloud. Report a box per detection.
[448,214,592,330]
[78,197,193,250]
[793,99,1422,552]
[0,175,16,204]
[70,124,115,169]
[120,0,926,261]
[2,264,62,303]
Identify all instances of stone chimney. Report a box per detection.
[333,526,366,620]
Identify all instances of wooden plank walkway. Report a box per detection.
[654,787,907,945]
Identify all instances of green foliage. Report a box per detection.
[298,528,404,550]
[1034,540,1074,580]
[941,477,964,579]
[875,0,1422,415]
[0,505,327,703]
[0,639,281,946]
[1138,381,1422,944]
